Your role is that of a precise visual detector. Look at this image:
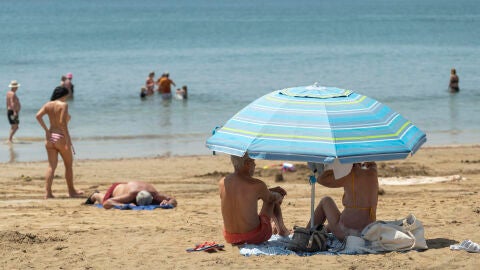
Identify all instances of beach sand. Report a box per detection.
[1,145,479,269]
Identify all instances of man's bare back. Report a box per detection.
[87,181,177,209]
[219,154,289,245]
[220,173,270,234]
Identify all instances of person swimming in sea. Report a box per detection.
[175,85,188,100]
[140,87,148,99]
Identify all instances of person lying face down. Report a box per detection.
[219,153,290,245]
[85,181,177,209]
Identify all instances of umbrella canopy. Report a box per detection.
[206,83,426,163]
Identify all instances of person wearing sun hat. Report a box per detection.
[6,80,21,143]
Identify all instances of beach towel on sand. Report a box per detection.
[240,214,428,256]
[239,234,353,256]
[93,204,174,210]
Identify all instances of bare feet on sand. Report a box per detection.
[69,190,85,198]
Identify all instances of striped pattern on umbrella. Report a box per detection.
[206,84,426,164]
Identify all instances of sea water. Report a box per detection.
[1,0,479,162]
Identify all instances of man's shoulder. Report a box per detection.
[224,174,266,186]
[244,177,267,191]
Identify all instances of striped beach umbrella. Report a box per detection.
[206,83,426,164]
[207,83,427,229]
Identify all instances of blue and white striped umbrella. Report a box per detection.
[206,83,426,164]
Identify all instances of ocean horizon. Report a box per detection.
[1,0,479,163]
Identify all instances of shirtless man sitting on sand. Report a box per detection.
[85,181,177,209]
[309,162,378,241]
[219,153,290,245]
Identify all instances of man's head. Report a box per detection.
[168,198,178,207]
[136,190,153,206]
[8,80,20,90]
[231,153,255,176]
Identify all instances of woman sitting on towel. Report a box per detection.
[309,162,379,241]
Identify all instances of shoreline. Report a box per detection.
[2,142,479,164]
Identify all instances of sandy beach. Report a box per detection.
[1,145,479,269]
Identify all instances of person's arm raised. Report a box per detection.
[317,170,346,188]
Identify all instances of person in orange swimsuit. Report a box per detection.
[308,162,378,241]
[219,153,290,245]
[156,72,176,99]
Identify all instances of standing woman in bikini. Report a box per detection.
[36,86,84,199]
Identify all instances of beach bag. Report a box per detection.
[361,213,428,252]
[287,225,328,252]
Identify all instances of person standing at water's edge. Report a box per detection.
[6,80,21,143]
[36,86,84,199]
[449,68,459,93]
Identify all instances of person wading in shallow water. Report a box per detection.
[6,80,21,143]
[449,68,460,93]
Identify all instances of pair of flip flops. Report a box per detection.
[186,242,225,253]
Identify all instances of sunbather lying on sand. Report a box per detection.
[219,153,290,245]
[85,181,177,209]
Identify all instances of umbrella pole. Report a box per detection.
[309,175,316,229]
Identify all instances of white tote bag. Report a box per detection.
[361,214,428,252]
